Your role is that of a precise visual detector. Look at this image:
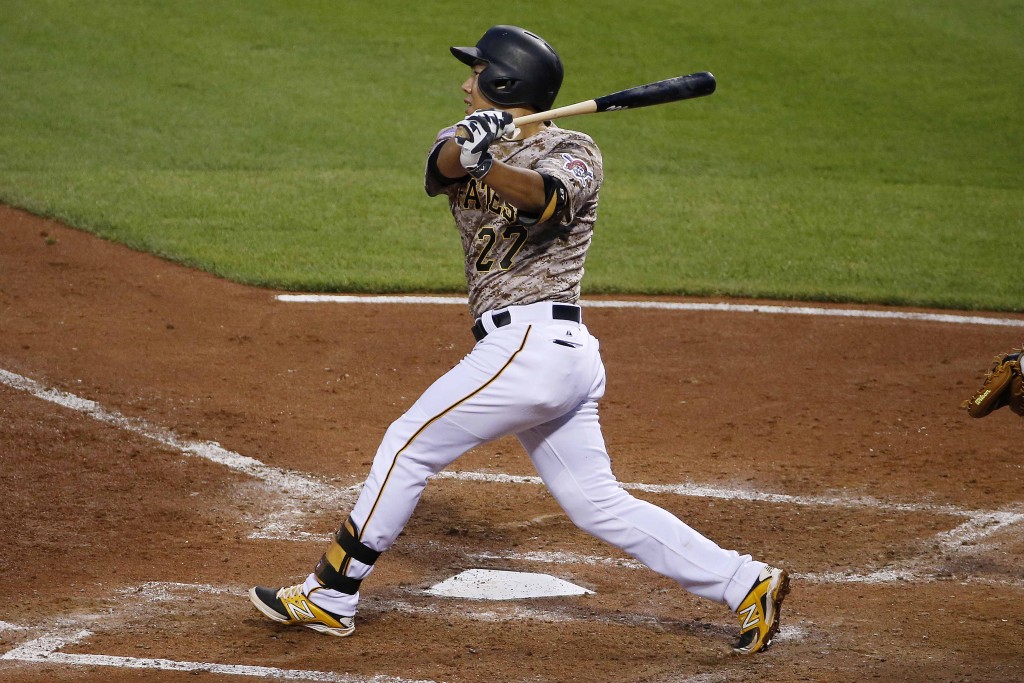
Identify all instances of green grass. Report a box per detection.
[1,0,1021,310]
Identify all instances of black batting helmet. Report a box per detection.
[450,25,563,112]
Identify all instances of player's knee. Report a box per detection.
[547,483,625,535]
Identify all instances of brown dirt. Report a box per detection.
[1,204,1022,682]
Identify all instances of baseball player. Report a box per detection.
[250,25,789,654]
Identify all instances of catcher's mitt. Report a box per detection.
[961,348,1024,418]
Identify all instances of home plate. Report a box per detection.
[425,569,593,600]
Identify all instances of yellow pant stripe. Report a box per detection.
[359,326,532,540]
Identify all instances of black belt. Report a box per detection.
[472,304,581,341]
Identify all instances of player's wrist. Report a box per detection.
[463,151,493,180]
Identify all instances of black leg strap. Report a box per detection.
[336,517,381,566]
[312,516,381,595]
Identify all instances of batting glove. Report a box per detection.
[455,110,516,179]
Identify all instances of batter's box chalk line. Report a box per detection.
[2,366,1022,588]
[0,581,809,681]
[432,471,1024,587]
[275,294,1024,328]
[0,368,359,541]
[0,581,815,683]
[2,583,443,681]
[1,627,440,683]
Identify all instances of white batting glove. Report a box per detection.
[475,109,518,141]
[455,110,516,179]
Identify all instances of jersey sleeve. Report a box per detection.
[424,125,466,197]
[530,134,603,226]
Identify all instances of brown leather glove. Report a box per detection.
[961,348,1024,417]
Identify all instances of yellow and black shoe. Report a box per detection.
[732,565,790,654]
[249,584,354,637]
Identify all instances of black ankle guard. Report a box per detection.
[313,516,381,595]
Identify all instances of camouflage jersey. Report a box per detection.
[425,123,603,319]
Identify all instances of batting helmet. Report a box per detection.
[450,25,563,112]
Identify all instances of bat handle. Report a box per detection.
[512,100,599,127]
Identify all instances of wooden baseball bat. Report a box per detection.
[512,71,716,127]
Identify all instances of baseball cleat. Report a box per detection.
[249,584,354,637]
[732,565,790,654]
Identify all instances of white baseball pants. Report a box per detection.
[305,301,766,616]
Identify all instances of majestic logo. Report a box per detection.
[560,153,594,183]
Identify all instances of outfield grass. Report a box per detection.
[1,1,1021,310]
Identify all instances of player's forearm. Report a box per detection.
[436,140,469,179]
[438,140,546,212]
[475,162,546,212]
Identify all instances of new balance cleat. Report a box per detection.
[732,565,790,654]
[249,584,354,637]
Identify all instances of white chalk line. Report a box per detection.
[0,621,28,632]
[2,365,1020,573]
[0,581,809,683]
[439,471,1024,588]
[2,582,443,681]
[433,471,1024,557]
[0,627,437,683]
[465,549,1022,589]
[2,363,1020,678]
[0,367,358,541]
[275,294,1024,328]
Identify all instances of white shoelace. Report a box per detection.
[276,584,305,600]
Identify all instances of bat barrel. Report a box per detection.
[594,71,716,112]
[510,71,717,127]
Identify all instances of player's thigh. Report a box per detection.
[417,327,589,440]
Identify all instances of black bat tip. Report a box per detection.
[694,71,717,95]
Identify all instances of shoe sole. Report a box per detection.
[302,622,355,637]
[758,570,791,653]
[248,587,354,637]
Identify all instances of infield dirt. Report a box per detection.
[1,205,1022,682]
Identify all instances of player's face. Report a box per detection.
[462,63,498,115]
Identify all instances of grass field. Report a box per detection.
[1,0,1021,310]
